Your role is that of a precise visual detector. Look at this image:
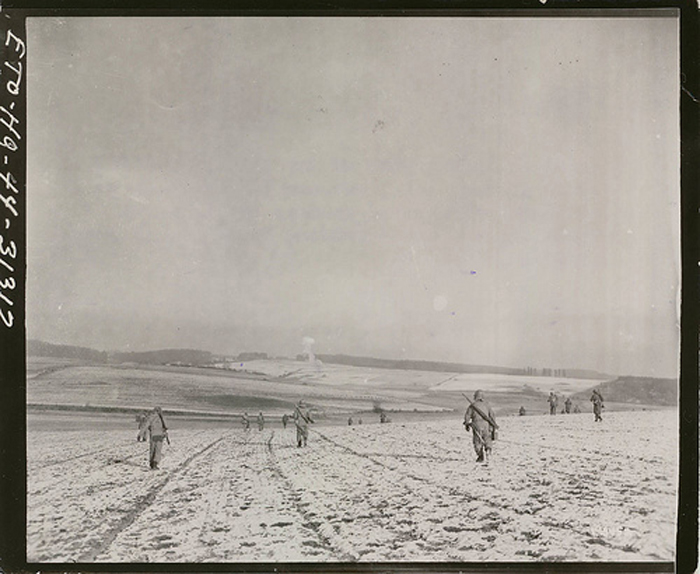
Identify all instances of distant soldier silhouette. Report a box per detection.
[348,416,353,426]
[294,400,314,447]
[257,412,265,431]
[282,413,289,429]
[136,412,149,442]
[463,390,497,463]
[590,389,604,422]
[564,397,572,414]
[380,411,390,423]
[548,392,558,415]
[518,406,526,416]
[146,407,169,470]
[241,412,250,431]
[573,404,581,414]
[358,418,363,425]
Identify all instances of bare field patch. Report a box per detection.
[27,410,676,563]
[26,356,87,378]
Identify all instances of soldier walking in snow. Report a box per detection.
[548,392,558,415]
[294,400,314,447]
[146,407,169,470]
[242,412,250,431]
[257,412,265,431]
[463,390,498,463]
[564,397,572,414]
[590,389,604,422]
[282,413,289,429]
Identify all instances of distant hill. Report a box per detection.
[572,376,678,406]
[28,339,612,380]
[315,353,609,379]
[28,340,213,366]
[560,368,613,380]
[27,340,108,363]
[236,352,269,362]
[111,349,213,365]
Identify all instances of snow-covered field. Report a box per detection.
[429,372,608,394]
[27,409,677,563]
[27,358,617,419]
[26,362,446,414]
[221,359,608,395]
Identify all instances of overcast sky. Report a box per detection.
[27,16,680,377]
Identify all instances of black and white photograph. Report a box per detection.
[23,13,682,565]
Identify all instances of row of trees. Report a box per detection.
[523,367,567,377]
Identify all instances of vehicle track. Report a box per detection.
[342,450,465,463]
[79,430,233,562]
[497,437,667,463]
[266,431,358,561]
[30,429,213,472]
[27,448,154,500]
[30,443,130,471]
[194,431,253,555]
[325,428,670,503]
[274,429,486,559]
[313,429,647,558]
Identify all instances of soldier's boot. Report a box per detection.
[476,449,484,463]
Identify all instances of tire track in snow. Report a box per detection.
[193,429,260,554]
[343,450,465,463]
[30,429,212,473]
[265,431,358,561]
[327,428,671,520]
[28,449,152,501]
[28,431,216,503]
[314,430,645,558]
[79,431,233,562]
[278,430,462,559]
[498,437,666,465]
[31,445,125,471]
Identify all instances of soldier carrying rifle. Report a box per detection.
[590,389,604,422]
[463,390,498,464]
[146,406,170,470]
[293,400,314,448]
[564,397,572,414]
